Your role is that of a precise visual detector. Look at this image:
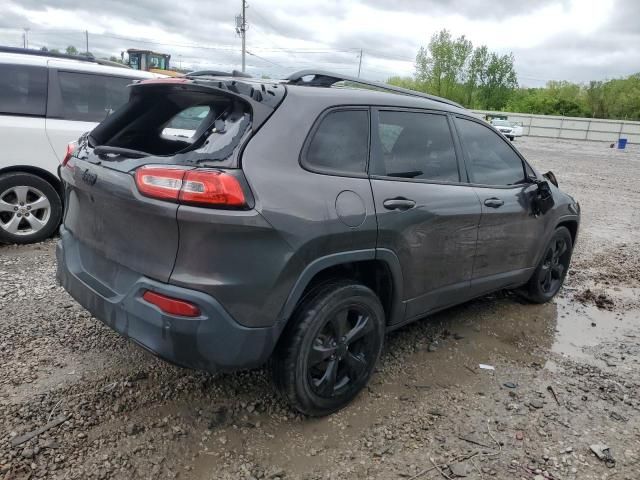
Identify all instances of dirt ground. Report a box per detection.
[1,137,639,480]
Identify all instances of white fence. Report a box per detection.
[472,110,640,144]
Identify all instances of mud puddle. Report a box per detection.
[188,289,640,479]
[552,294,640,364]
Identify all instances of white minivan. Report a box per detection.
[0,47,158,244]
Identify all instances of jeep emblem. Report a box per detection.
[81,169,97,186]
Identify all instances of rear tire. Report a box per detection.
[272,280,385,416]
[521,226,573,303]
[0,173,62,245]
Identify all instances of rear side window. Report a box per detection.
[57,72,132,122]
[455,117,525,186]
[373,111,459,182]
[305,110,369,175]
[0,64,47,116]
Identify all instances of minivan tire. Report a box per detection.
[272,280,385,416]
[521,226,573,303]
[0,173,62,245]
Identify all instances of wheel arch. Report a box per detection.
[557,218,578,245]
[0,165,63,201]
[280,249,405,327]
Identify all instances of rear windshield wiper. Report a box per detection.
[93,146,149,159]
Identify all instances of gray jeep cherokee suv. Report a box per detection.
[56,70,580,416]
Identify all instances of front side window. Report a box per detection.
[57,72,132,122]
[305,109,369,175]
[373,111,459,182]
[455,117,525,186]
[0,64,47,116]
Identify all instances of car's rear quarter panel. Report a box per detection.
[169,88,379,329]
[169,206,306,328]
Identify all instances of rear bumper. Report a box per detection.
[55,227,280,372]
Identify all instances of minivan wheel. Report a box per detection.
[0,173,62,245]
[273,281,385,416]
[521,226,573,303]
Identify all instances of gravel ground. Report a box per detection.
[1,137,639,480]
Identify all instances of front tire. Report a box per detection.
[272,281,385,416]
[0,173,62,245]
[522,226,573,303]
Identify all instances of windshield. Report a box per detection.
[492,120,512,127]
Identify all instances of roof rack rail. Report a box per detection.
[0,46,131,69]
[286,69,463,109]
[187,70,252,78]
[0,46,99,63]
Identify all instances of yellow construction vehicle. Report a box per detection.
[126,49,182,77]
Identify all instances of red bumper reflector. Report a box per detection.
[142,290,201,317]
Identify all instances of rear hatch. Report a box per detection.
[60,77,285,283]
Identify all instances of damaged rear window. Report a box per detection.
[88,86,252,167]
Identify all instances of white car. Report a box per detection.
[490,119,523,141]
[0,47,159,244]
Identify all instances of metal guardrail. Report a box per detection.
[472,110,640,144]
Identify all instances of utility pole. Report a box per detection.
[358,49,363,77]
[235,0,247,72]
[85,30,89,54]
[23,28,30,49]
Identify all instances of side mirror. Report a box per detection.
[532,180,554,215]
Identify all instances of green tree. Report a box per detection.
[65,45,78,56]
[477,53,518,110]
[405,29,518,109]
[387,75,420,91]
[464,45,488,106]
[415,30,472,102]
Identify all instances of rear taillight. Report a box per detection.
[62,142,76,168]
[134,165,247,208]
[135,166,186,201]
[180,170,246,207]
[142,290,201,317]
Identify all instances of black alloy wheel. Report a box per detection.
[307,305,377,398]
[273,281,385,416]
[539,236,570,295]
[521,226,573,303]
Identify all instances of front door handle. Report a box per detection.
[383,197,416,211]
[484,197,504,208]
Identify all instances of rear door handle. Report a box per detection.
[383,197,416,211]
[484,198,504,208]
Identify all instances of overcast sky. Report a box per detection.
[0,0,638,87]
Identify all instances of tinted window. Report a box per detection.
[305,110,369,175]
[0,64,47,116]
[456,118,525,185]
[374,111,459,182]
[57,72,132,122]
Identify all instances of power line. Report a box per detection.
[246,50,285,68]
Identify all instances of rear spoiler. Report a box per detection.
[132,78,284,126]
